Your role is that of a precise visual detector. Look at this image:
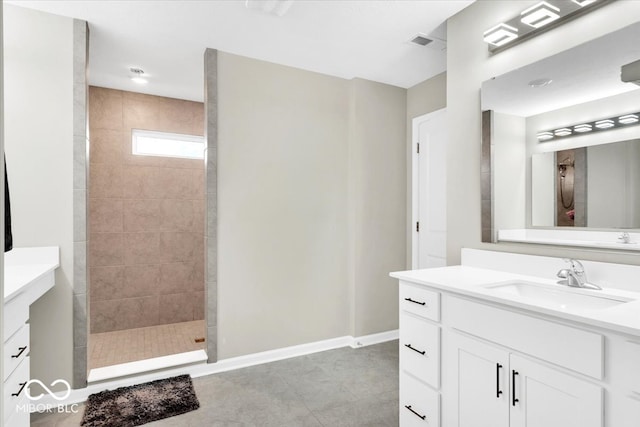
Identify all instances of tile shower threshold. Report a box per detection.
[87,350,208,385]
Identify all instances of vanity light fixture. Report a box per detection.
[594,119,615,129]
[484,0,611,53]
[521,1,560,28]
[537,131,554,141]
[483,23,519,47]
[554,127,572,136]
[573,124,592,133]
[619,114,639,125]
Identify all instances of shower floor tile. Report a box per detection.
[89,320,206,370]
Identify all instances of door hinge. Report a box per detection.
[416,221,420,232]
[416,143,420,154]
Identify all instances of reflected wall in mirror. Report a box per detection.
[481,21,640,243]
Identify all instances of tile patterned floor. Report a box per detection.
[89,320,206,369]
[32,340,399,426]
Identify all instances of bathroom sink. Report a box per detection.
[484,282,633,310]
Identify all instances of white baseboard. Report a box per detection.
[34,330,398,409]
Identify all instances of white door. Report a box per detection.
[412,109,447,269]
[453,333,510,427]
[509,354,603,427]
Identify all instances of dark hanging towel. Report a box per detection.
[5,156,13,252]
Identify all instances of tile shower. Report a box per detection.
[88,87,205,369]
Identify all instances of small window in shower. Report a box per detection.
[132,129,205,159]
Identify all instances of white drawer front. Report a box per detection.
[4,293,28,339]
[446,296,603,379]
[400,282,440,322]
[625,340,640,394]
[4,394,29,427]
[401,314,440,388]
[3,324,29,382]
[400,372,440,427]
[4,356,30,423]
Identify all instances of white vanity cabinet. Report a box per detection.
[399,282,441,426]
[451,332,602,427]
[3,247,59,426]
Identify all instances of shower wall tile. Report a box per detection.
[90,129,122,164]
[123,199,162,231]
[89,87,123,131]
[124,232,161,265]
[91,296,159,333]
[88,86,205,333]
[90,233,124,266]
[90,163,123,198]
[90,199,123,232]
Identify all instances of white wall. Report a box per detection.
[446,0,640,265]
[4,4,74,388]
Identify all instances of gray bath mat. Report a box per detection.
[81,374,200,426]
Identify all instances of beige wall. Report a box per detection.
[405,72,447,267]
[446,0,640,265]
[349,78,406,336]
[88,87,205,333]
[217,53,408,358]
[4,4,74,389]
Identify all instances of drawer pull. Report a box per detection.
[404,297,426,306]
[404,343,426,356]
[11,346,28,359]
[11,382,27,398]
[404,405,426,421]
[496,363,503,398]
[512,370,519,406]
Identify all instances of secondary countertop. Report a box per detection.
[391,265,640,339]
[4,246,60,302]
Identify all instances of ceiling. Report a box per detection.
[8,0,474,102]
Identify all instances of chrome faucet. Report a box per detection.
[556,258,602,290]
[618,232,631,244]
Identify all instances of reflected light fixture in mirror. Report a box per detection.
[483,0,614,53]
[536,111,640,142]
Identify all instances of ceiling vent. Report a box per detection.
[622,59,640,86]
[411,35,433,46]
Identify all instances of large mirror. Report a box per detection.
[481,21,640,247]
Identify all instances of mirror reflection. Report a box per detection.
[482,21,640,237]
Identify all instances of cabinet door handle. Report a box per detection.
[404,297,426,306]
[11,346,27,359]
[11,382,27,397]
[404,405,427,421]
[512,370,519,406]
[496,363,503,398]
[404,343,426,356]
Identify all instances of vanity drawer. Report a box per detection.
[624,340,640,393]
[400,313,440,388]
[3,356,29,423]
[4,293,28,339]
[5,394,29,427]
[400,372,440,427]
[400,282,440,322]
[446,296,603,379]
[3,324,29,382]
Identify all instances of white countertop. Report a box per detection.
[391,265,640,339]
[4,246,60,302]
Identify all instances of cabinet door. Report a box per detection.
[452,333,509,427]
[509,354,602,427]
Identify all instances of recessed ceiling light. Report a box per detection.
[528,78,553,88]
[130,67,148,85]
[572,0,597,6]
[521,1,560,28]
[483,23,519,47]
